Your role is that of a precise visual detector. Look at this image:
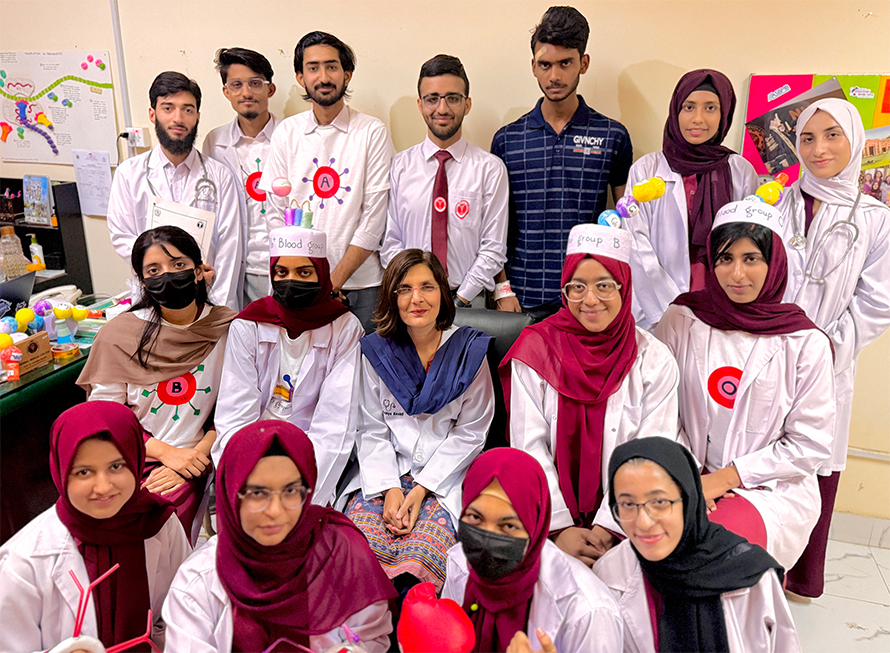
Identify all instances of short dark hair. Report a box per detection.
[149,71,202,111]
[417,54,469,97]
[530,6,590,55]
[710,222,773,267]
[293,31,356,75]
[374,249,455,340]
[214,47,274,84]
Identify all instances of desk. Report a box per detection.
[1,349,89,543]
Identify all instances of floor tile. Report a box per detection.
[790,593,890,652]
[822,540,890,605]
[828,512,873,546]
[871,546,890,594]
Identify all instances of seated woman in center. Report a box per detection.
[654,198,835,570]
[501,224,680,566]
[214,222,364,506]
[441,448,623,653]
[344,249,494,594]
[163,421,396,652]
[594,437,801,652]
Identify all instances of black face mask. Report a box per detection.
[458,521,528,580]
[143,269,199,309]
[273,279,321,312]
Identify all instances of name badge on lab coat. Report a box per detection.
[147,196,216,261]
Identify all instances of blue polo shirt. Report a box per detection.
[491,96,633,307]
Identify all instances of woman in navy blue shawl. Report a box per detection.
[345,249,495,595]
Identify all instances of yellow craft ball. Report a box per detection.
[632,181,656,203]
[650,177,666,199]
[0,333,13,350]
[54,304,73,319]
[15,308,36,324]
[71,305,89,321]
[756,182,782,205]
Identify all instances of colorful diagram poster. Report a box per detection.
[0,51,118,165]
[743,74,890,195]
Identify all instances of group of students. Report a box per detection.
[0,53,888,653]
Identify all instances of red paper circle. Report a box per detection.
[313,166,340,199]
[708,366,742,409]
[156,373,197,406]
[455,199,470,219]
[246,171,266,202]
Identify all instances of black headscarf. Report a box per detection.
[608,438,782,653]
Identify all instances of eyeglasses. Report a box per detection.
[237,484,310,513]
[394,283,440,298]
[561,281,622,302]
[224,78,271,93]
[420,93,467,109]
[610,497,682,522]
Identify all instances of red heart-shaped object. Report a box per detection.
[397,582,475,653]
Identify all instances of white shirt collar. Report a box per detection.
[232,113,278,144]
[305,103,351,135]
[149,145,200,171]
[421,135,468,164]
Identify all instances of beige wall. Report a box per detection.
[2,0,889,516]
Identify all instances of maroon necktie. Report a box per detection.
[432,149,452,275]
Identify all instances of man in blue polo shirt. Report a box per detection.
[491,6,633,317]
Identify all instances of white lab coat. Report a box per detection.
[593,540,801,653]
[508,327,681,533]
[0,507,191,653]
[441,540,624,653]
[213,312,364,506]
[106,146,245,310]
[162,537,391,653]
[655,304,835,569]
[779,184,890,473]
[345,326,495,521]
[623,152,758,331]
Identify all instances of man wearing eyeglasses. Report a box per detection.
[203,48,280,306]
[491,6,633,318]
[260,32,394,332]
[381,55,508,309]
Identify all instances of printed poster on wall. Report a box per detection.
[0,51,118,165]
[743,74,890,207]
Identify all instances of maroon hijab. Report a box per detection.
[460,449,551,653]
[50,401,175,648]
[215,421,396,652]
[663,69,737,258]
[236,255,350,338]
[500,253,638,524]
[674,227,821,336]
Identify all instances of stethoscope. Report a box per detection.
[145,149,218,211]
[788,188,861,284]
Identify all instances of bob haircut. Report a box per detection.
[129,225,211,368]
[373,249,455,340]
[709,222,773,267]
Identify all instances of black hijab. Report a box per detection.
[608,438,782,653]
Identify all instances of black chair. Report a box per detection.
[453,308,533,449]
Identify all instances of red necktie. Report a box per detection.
[432,149,452,275]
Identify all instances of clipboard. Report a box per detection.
[146,196,215,261]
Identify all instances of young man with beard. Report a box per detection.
[260,31,393,332]
[491,6,633,318]
[203,48,280,306]
[107,72,244,310]
[381,55,508,308]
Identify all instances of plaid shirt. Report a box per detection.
[491,96,633,307]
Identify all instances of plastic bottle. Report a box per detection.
[28,233,44,266]
[0,226,29,280]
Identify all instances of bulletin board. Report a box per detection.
[743,74,890,195]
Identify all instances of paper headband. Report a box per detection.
[565,223,633,264]
[269,226,327,259]
[712,199,786,235]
